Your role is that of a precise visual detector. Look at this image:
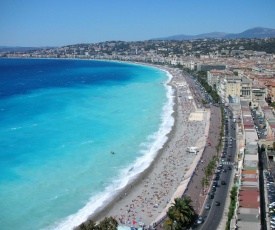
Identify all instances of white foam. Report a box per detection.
[48,69,175,230]
[80,140,94,145]
[10,126,22,130]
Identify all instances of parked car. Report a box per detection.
[205,204,211,210]
[196,216,204,224]
[214,175,220,180]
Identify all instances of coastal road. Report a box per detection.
[183,73,222,213]
[196,107,237,230]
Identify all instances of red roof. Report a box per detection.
[239,187,259,209]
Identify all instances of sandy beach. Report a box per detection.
[80,65,210,229]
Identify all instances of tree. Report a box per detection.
[166,197,195,230]
[96,217,118,230]
[204,166,212,180]
[201,177,209,195]
[77,217,118,230]
[79,220,97,230]
[270,102,275,109]
[202,99,208,104]
[212,155,219,163]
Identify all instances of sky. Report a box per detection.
[1,0,275,47]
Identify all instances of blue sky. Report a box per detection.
[1,0,275,47]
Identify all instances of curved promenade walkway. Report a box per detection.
[152,73,222,230]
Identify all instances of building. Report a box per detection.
[196,63,226,71]
[251,86,266,102]
[240,77,252,101]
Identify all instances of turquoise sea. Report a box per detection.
[0,59,174,230]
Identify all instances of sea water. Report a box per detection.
[0,58,174,230]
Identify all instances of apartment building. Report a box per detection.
[196,63,226,71]
[264,81,275,102]
[207,70,242,103]
[251,86,266,101]
[240,77,252,100]
[224,76,242,103]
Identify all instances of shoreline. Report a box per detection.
[77,64,179,224]
[77,64,209,229]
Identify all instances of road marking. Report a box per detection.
[221,161,234,165]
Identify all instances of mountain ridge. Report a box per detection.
[151,27,275,40]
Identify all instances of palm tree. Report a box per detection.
[78,220,97,230]
[77,217,118,230]
[166,197,195,230]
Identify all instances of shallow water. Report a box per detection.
[0,59,174,230]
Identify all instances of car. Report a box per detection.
[227,166,232,170]
[209,194,214,199]
[211,187,216,192]
[205,204,211,210]
[223,169,227,172]
[213,181,218,187]
[196,216,204,224]
[215,201,221,206]
[221,180,226,185]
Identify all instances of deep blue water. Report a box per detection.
[0,58,174,230]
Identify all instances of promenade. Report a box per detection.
[153,72,222,229]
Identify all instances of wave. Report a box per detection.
[80,140,94,145]
[10,126,22,130]
[48,69,175,230]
